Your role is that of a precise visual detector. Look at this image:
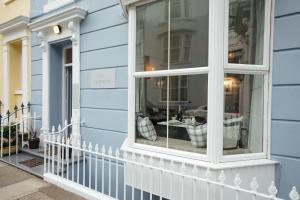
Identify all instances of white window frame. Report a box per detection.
[62,46,73,125]
[127,0,274,164]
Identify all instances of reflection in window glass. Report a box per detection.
[135,77,167,148]
[169,0,209,69]
[135,74,208,154]
[136,0,168,72]
[136,0,209,72]
[228,0,265,65]
[223,74,264,155]
[168,75,208,154]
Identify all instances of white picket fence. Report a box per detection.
[43,133,300,200]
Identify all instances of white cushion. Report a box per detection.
[186,124,207,148]
[223,117,243,149]
[137,117,157,141]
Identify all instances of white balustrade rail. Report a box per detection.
[43,136,300,200]
[0,112,41,157]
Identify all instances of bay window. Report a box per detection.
[128,0,272,163]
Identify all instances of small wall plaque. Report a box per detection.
[90,68,116,89]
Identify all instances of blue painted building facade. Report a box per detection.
[28,0,300,199]
[272,0,300,197]
[30,0,128,149]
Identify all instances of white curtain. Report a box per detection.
[249,0,264,152]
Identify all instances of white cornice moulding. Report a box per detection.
[43,0,75,13]
[120,0,146,16]
[0,15,30,34]
[29,5,87,32]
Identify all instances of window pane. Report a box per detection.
[168,74,208,154]
[135,74,208,154]
[65,48,72,64]
[136,0,168,72]
[228,0,265,65]
[223,74,264,155]
[170,0,209,69]
[135,77,167,148]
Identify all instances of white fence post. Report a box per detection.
[219,170,226,200]
[250,177,259,200]
[205,168,211,200]
[268,181,278,199]
[289,187,300,200]
[234,173,242,200]
[94,144,99,192]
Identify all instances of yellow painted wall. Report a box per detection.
[0,0,30,24]
[9,41,22,111]
[0,0,31,112]
[0,35,3,104]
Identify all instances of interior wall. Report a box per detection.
[8,40,22,111]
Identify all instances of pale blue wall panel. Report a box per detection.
[81,45,128,70]
[275,0,300,17]
[274,14,300,50]
[272,156,300,198]
[31,32,40,47]
[31,105,42,116]
[30,0,47,18]
[77,0,119,14]
[31,91,42,105]
[272,86,300,121]
[271,121,300,158]
[81,127,127,150]
[81,89,128,110]
[81,23,128,52]
[31,45,42,61]
[31,75,43,91]
[80,67,128,89]
[272,3,300,199]
[273,50,300,85]
[81,108,127,133]
[31,60,43,75]
[81,4,127,34]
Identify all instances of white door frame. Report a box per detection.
[30,6,87,146]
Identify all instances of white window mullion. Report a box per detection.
[166,0,171,149]
[207,0,225,164]
[128,6,137,145]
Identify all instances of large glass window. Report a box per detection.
[228,0,265,65]
[223,74,264,155]
[135,0,209,155]
[224,0,267,156]
[130,0,270,161]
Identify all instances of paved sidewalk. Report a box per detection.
[0,161,85,200]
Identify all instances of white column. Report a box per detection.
[21,37,28,105]
[3,43,9,113]
[68,20,81,146]
[207,0,225,164]
[38,32,50,136]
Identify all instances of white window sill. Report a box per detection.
[121,138,278,170]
